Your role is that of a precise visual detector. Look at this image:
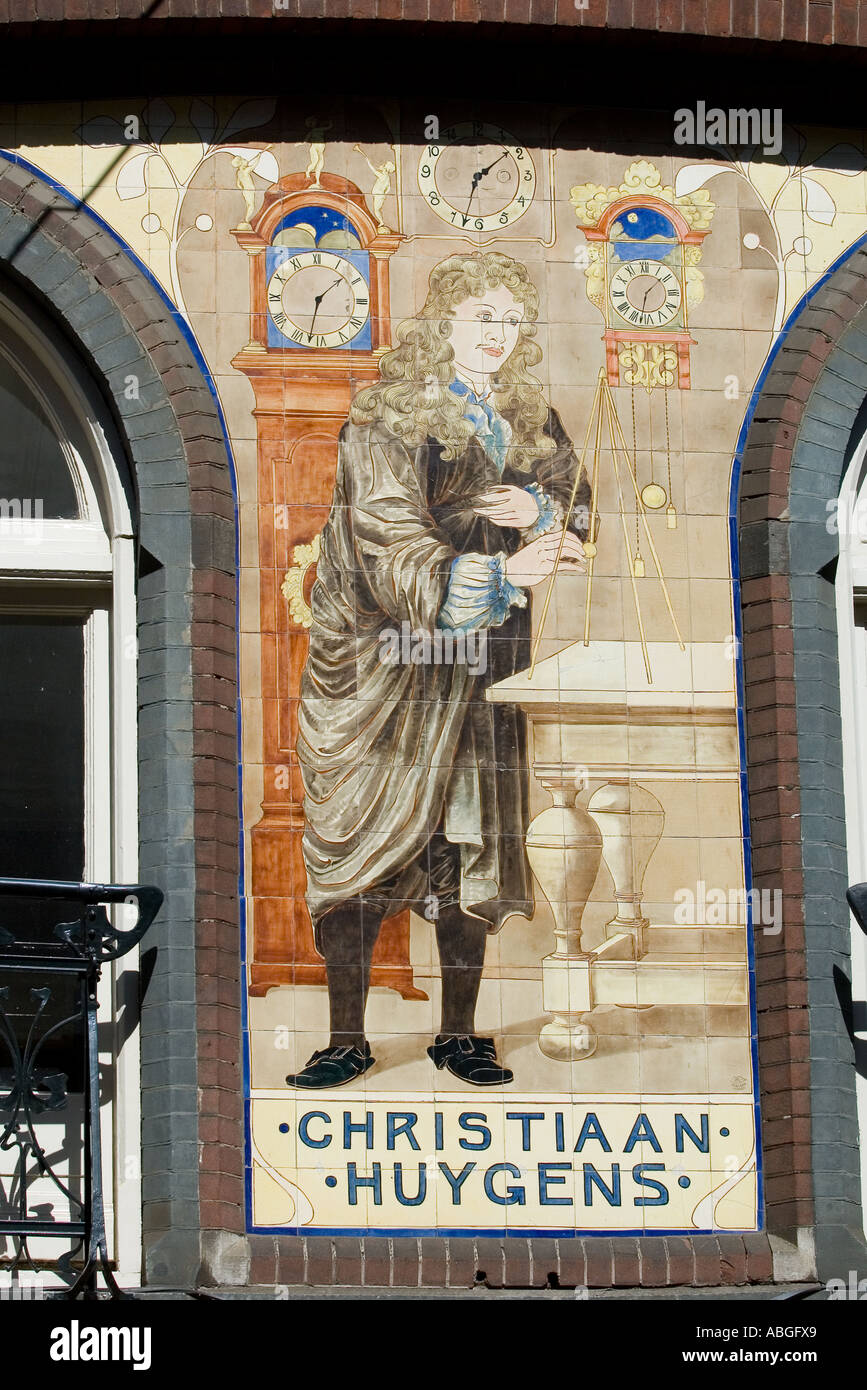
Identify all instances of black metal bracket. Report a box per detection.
[846,883,867,936]
[0,878,162,1300]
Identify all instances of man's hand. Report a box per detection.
[474,485,541,528]
[505,531,586,587]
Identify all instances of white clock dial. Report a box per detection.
[609,258,682,328]
[417,122,537,232]
[266,250,370,348]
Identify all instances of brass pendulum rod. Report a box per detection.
[603,384,653,685]
[630,381,644,577]
[529,367,606,679]
[602,374,686,651]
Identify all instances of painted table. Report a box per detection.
[486,640,748,1060]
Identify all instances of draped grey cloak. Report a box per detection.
[296,405,589,941]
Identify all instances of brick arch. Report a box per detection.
[0,153,243,1286]
[738,242,867,1277]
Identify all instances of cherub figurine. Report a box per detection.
[303,116,332,189]
[353,144,396,232]
[231,147,272,230]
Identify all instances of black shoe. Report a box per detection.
[427,1034,513,1086]
[285,1043,375,1089]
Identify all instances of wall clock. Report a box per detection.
[417,121,537,232]
[570,161,714,391]
[570,162,715,532]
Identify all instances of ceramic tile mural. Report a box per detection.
[9,97,867,1236]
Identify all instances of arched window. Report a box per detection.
[0,279,140,1283]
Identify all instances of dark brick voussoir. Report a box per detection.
[0,165,243,1251]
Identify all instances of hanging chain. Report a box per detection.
[664,376,677,529]
[630,377,640,556]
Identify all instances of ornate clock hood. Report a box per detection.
[234,170,391,251]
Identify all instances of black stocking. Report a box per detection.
[318,898,489,1046]
[435,904,488,1037]
[318,899,384,1049]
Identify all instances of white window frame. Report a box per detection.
[834,430,867,1244]
[0,289,140,1285]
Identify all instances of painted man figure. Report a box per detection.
[288,251,589,1090]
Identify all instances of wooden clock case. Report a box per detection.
[232,171,426,1001]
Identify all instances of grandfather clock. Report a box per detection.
[232,171,426,1000]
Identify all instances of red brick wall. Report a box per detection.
[2,0,863,47]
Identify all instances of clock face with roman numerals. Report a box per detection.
[266,249,371,350]
[609,258,682,329]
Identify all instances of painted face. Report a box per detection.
[447,285,525,383]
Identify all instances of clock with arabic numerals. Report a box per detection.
[417,121,537,233]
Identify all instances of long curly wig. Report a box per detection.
[350,250,555,472]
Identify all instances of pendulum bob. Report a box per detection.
[640,482,667,510]
[586,778,665,960]
[526,785,604,1060]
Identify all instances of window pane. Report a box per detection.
[0,615,86,1088]
[0,615,85,938]
[0,353,79,519]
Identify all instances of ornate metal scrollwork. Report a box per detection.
[0,878,162,1299]
[619,341,679,392]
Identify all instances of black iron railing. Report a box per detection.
[0,878,162,1299]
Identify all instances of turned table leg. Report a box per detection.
[526,777,603,1060]
[587,778,665,959]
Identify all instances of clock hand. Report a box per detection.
[478,150,508,179]
[308,277,345,335]
[464,170,483,217]
[464,151,509,216]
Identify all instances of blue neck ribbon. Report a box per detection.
[449,378,512,474]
